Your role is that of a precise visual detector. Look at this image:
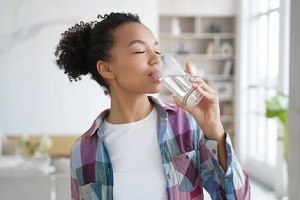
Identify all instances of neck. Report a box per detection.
[107,92,153,124]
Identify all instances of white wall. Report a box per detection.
[0,0,158,135]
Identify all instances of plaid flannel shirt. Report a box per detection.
[70,96,250,200]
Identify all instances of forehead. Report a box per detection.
[113,22,156,45]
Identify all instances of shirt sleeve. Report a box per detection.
[70,152,80,200]
[199,132,251,200]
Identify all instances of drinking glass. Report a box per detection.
[159,54,203,107]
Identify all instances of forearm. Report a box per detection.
[201,122,228,171]
[201,132,251,199]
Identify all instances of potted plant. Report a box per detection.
[249,86,289,198]
[265,92,288,161]
[249,85,289,160]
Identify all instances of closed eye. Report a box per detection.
[134,51,145,54]
[134,51,161,55]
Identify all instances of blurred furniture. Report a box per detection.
[0,155,72,200]
[52,157,71,200]
[0,131,17,156]
[0,156,54,200]
[7,135,79,157]
[55,173,71,200]
[1,134,75,200]
[0,175,52,200]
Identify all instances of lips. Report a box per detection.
[148,71,162,81]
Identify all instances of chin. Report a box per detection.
[144,85,161,93]
[149,87,161,94]
[146,90,160,95]
[141,82,161,94]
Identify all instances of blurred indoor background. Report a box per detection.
[0,0,299,199]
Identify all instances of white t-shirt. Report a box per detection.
[103,107,167,200]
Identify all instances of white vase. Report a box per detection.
[171,18,181,36]
[274,140,288,199]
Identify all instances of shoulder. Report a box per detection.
[70,109,110,157]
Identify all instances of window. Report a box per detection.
[249,0,281,168]
[239,0,290,189]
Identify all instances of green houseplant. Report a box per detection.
[265,92,288,161]
[249,86,289,197]
[266,92,289,198]
[249,85,289,161]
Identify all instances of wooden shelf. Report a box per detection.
[159,14,236,137]
[221,116,234,122]
[160,32,235,39]
[203,74,234,80]
[175,53,234,60]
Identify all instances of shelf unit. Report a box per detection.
[158,15,236,139]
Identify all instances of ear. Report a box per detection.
[96,61,114,79]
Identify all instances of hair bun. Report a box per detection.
[54,21,92,81]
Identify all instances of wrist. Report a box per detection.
[215,132,226,144]
[204,123,225,141]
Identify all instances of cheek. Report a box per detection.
[116,62,143,77]
[115,67,139,85]
[111,57,146,84]
[116,64,136,78]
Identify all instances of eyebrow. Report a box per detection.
[127,39,159,47]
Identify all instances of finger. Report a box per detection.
[190,77,215,93]
[194,85,218,101]
[189,76,205,85]
[185,62,196,76]
[197,82,215,94]
[189,76,206,84]
[189,79,217,99]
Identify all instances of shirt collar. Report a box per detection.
[84,96,177,139]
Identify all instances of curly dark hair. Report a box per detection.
[54,12,141,95]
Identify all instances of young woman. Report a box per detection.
[55,12,250,200]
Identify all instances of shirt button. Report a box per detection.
[212,149,217,154]
[225,177,229,181]
[166,174,170,179]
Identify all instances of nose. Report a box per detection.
[152,60,159,66]
[151,54,161,66]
